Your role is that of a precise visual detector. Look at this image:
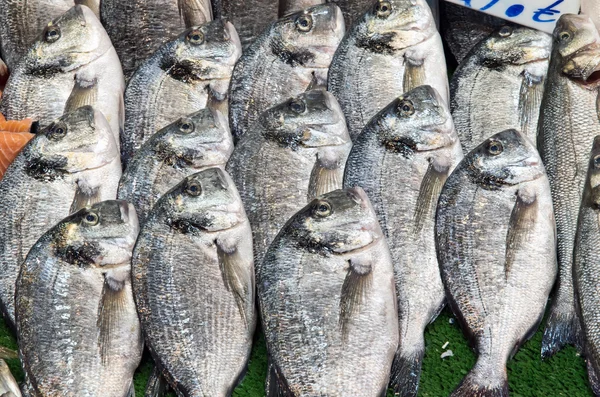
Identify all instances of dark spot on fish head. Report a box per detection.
[479,25,552,67]
[588,185,600,210]
[286,188,381,254]
[355,32,397,55]
[465,129,543,189]
[377,85,454,153]
[164,168,244,233]
[54,200,138,267]
[24,154,68,181]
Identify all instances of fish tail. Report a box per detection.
[450,359,508,397]
[389,347,424,397]
[586,359,600,396]
[144,366,169,397]
[541,307,584,359]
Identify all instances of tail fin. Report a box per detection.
[144,366,168,397]
[450,360,508,397]
[541,309,584,359]
[586,359,600,396]
[389,348,424,397]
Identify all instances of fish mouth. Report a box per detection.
[562,44,600,87]
[328,233,382,256]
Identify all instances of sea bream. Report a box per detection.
[259,188,398,396]
[132,168,255,397]
[228,4,344,142]
[450,25,551,152]
[122,19,241,166]
[16,200,142,397]
[0,5,124,148]
[0,106,121,330]
[211,0,278,48]
[328,0,448,140]
[537,14,600,358]
[226,89,352,269]
[436,129,556,397]
[343,85,463,397]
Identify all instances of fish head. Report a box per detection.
[162,168,245,233]
[260,89,350,149]
[269,4,345,68]
[354,0,435,50]
[465,129,544,189]
[153,109,232,168]
[166,19,242,81]
[479,26,551,67]
[23,6,111,74]
[555,14,600,84]
[54,200,139,267]
[287,188,382,254]
[584,135,600,208]
[28,106,119,175]
[376,85,456,152]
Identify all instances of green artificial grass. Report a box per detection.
[0,309,591,396]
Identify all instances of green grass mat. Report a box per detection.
[1,309,591,396]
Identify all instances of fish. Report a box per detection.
[574,136,600,397]
[0,106,121,330]
[211,0,278,48]
[0,59,8,95]
[132,168,255,396]
[259,187,398,396]
[450,25,551,152]
[0,5,125,149]
[228,4,344,142]
[0,131,34,179]
[118,108,233,223]
[582,0,600,31]
[279,0,324,17]
[100,0,213,80]
[328,0,448,141]
[440,2,506,65]
[15,200,142,397]
[121,20,241,166]
[435,129,556,397]
[537,14,600,358]
[226,89,352,269]
[0,360,20,397]
[343,85,463,397]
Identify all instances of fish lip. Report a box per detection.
[328,234,383,255]
[562,43,600,81]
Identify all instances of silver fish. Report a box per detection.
[0,5,124,148]
[121,20,241,166]
[574,136,600,397]
[0,106,121,330]
[343,85,463,397]
[259,188,398,396]
[582,0,600,31]
[211,0,278,48]
[228,4,344,142]
[436,129,556,397]
[16,200,142,397]
[118,108,232,223]
[450,25,551,152]
[0,360,20,397]
[100,0,213,80]
[132,168,255,397]
[328,0,448,141]
[226,89,352,269]
[537,14,600,358]
[279,0,324,17]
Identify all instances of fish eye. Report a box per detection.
[186,181,202,196]
[499,26,512,37]
[178,118,195,134]
[83,212,99,226]
[594,154,600,169]
[375,1,392,18]
[558,31,571,42]
[289,99,306,114]
[44,25,61,43]
[487,140,504,156]
[47,122,67,140]
[313,200,332,218]
[397,99,415,117]
[295,15,313,32]
[187,29,205,45]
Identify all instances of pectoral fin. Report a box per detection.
[64,77,98,113]
[339,258,372,341]
[518,71,544,139]
[216,240,253,328]
[308,153,343,200]
[70,182,101,214]
[505,188,538,278]
[97,273,126,365]
[403,57,425,93]
[266,354,294,397]
[413,159,449,235]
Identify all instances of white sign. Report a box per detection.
[444,0,582,33]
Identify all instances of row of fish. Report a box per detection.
[0,0,600,396]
